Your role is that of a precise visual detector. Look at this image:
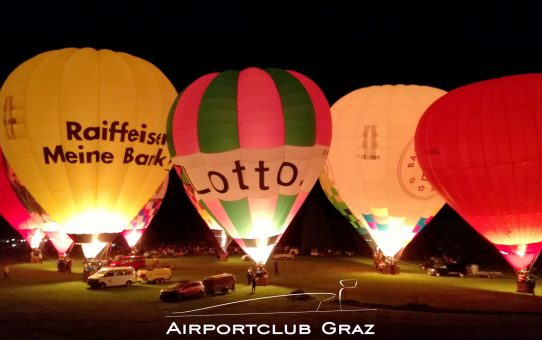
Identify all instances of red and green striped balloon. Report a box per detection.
[168,67,331,264]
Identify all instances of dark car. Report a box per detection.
[160,281,205,302]
[419,257,442,271]
[428,263,467,277]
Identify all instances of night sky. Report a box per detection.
[1,2,542,266]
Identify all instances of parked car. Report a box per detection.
[419,257,443,271]
[109,255,146,271]
[288,248,300,255]
[83,260,105,281]
[466,264,503,278]
[202,273,236,295]
[143,250,159,258]
[160,281,205,302]
[428,263,467,277]
[137,266,172,284]
[87,267,136,289]
[272,253,295,260]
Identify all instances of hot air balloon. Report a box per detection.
[324,85,446,272]
[0,48,176,259]
[0,148,45,251]
[319,166,377,252]
[415,74,542,289]
[121,176,169,249]
[174,166,231,251]
[168,67,331,265]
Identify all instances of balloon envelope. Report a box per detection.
[174,166,229,249]
[324,85,446,258]
[319,167,377,252]
[168,67,331,264]
[0,148,44,247]
[121,176,169,247]
[0,48,176,238]
[415,74,542,271]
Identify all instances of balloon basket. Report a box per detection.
[382,264,400,275]
[517,281,534,294]
[56,257,72,273]
[516,272,536,294]
[256,276,269,286]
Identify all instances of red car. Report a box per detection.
[160,281,205,302]
[109,255,146,271]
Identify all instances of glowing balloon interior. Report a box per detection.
[0,48,176,239]
[81,238,108,259]
[45,230,74,255]
[324,85,445,259]
[415,74,542,273]
[168,68,331,264]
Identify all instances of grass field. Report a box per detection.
[1,255,541,339]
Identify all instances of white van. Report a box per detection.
[87,266,136,289]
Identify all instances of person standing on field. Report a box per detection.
[250,275,256,294]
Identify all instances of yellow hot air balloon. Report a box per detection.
[0,48,176,257]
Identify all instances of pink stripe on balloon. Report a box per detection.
[234,238,247,249]
[287,70,331,147]
[367,221,378,230]
[283,191,308,228]
[203,198,239,238]
[171,73,219,156]
[237,68,285,149]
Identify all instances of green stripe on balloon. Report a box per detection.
[265,68,316,147]
[221,198,252,237]
[197,70,240,153]
[272,194,297,233]
[166,93,182,157]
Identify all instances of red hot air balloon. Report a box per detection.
[415,74,542,287]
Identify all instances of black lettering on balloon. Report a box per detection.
[43,145,66,164]
[66,121,83,141]
[232,160,249,190]
[208,171,229,193]
[278,162,298,186]
[255,161,270,190]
